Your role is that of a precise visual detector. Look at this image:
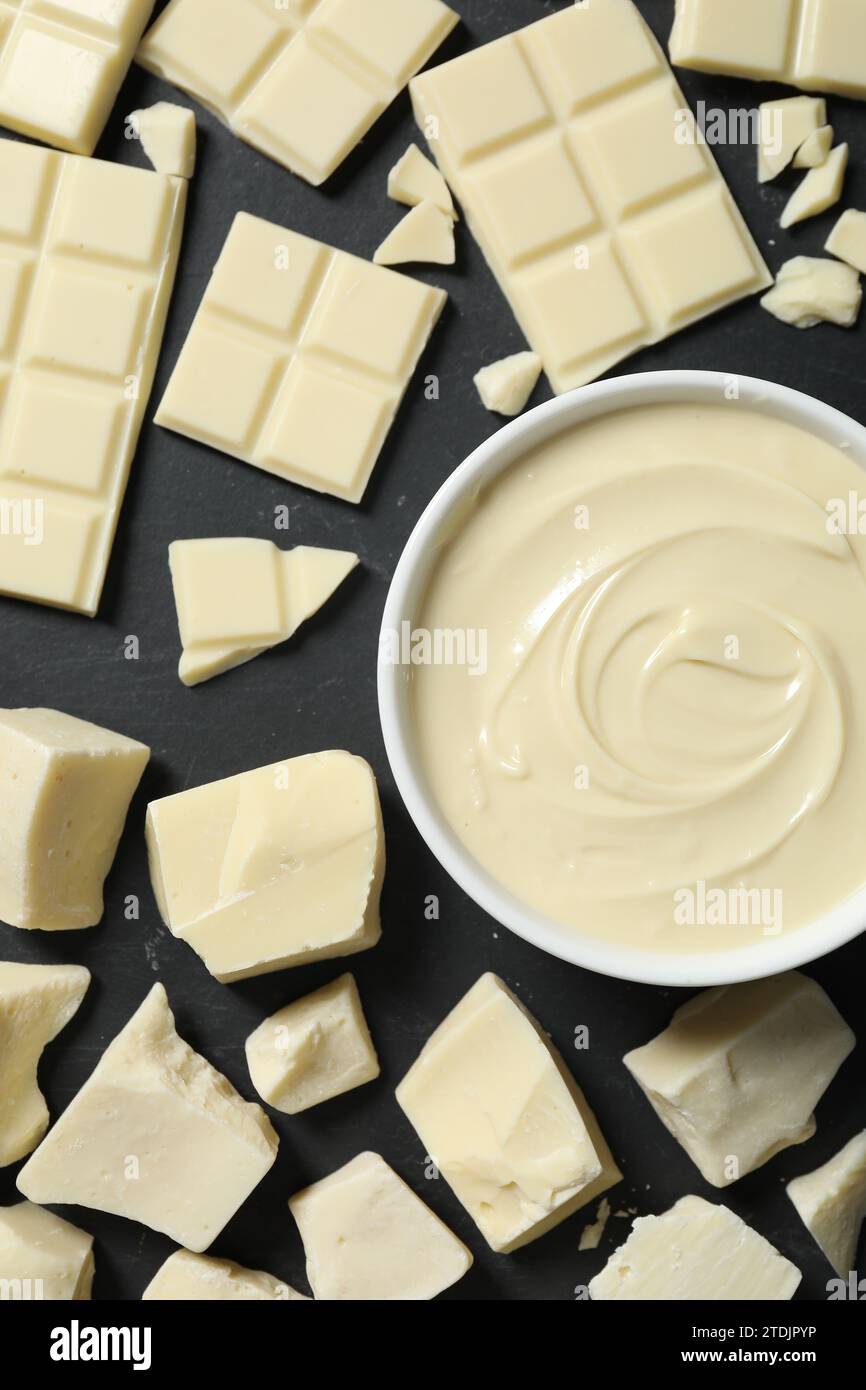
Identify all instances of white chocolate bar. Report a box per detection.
[168,538,358,686]
[246,973,379,1116]
[0,0,155,155]
[146,751,384,982]
[289,1151,472,1301]
[137,0,458,186]
[17,983,278,1251]
[410,0,769,394]
[0,137,186,615]
[397,973,621,1253]
[589,1196,801,1301]
[156,211,445,503]
[0,1201,94,1300]
[143,1249,308,1301]
[0,961,90,1166]
[670,0,866,100]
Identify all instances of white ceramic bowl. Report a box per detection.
[378,370,866,987]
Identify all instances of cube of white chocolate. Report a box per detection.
[246,973,379,1115]
[17,984,278,1251]
[142,1249,308,1301]
[589,1196,801,1301]
[289,1151,472,1300]
[624,972,855,1187]
[0,708,149,931]
[397,973,621,1253]
[787,1132,866,1276]
[761,256,862,329]
[146,751,384,982]
[0,961,90,1166]
[0,1201,94,1301]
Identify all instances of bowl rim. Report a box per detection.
[378,369,866,987]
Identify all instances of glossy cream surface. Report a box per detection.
[412,403,866,953]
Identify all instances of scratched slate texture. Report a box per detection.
[1,0,865,1301]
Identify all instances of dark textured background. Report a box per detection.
[2,0,865,1302]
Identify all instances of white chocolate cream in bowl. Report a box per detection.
[381,375,866,982]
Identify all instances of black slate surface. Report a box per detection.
[1,0,865,1303]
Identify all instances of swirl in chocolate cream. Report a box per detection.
[412,403,866,953]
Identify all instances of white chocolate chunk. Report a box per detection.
[142,1249,308,1301]
[397,973,621,1253]
[17,984,277,1251]
[410,0,769,395]
[169,539,358,686]
[589,1196,801,1301]
[757,97,826,183]
[793,125,834,170]
[670,0,866,100]
[578,1197,612,1253]
[156,212,445,503]
[474,351,542,417]
[780,143,848,228]
[289,1151,471,1300]
[0,139,186,615]
[0,1202,94,1301]
[787,1133,866,1276]
[0,708,149,932]
[146,751,384,983]
[0,0,154,155]
[761,256,862,329]
[388,143,455,219]
[137,0,458,186]
[826,208,866,275]
[624,973,855,1188]
[374,201,455,267]
[246,973,379,1116]
[128,101,196,178]
[0,962,90,1167]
